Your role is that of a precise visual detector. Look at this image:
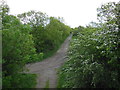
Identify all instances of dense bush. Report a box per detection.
[44,17,70,51]
[18,12,71,57]
[3,73,37,88]
[2,14,41,75]
[58,1,120,88]
[2,11,41,87]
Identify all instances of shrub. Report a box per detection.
[3,74,37,88]
[58,2,120,87]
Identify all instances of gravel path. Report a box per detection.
[25,34,72,88]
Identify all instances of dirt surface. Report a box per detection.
[25,34,72,88]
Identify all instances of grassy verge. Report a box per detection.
[57,35,73,88]
[3,73,37,88]
[43,38,66,60]
[44,80,49,89]
[57,65,67,88]
[43,45,60,59]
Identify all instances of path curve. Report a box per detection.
[25,34,72,88]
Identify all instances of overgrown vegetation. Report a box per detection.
[58,1,120,88]
[3,73,37,88]
[1,0,71,88]
[2,0,120,88]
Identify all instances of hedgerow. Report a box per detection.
[58,1,120,88]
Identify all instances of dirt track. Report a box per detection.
[25,34,72,88]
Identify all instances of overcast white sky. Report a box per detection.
[6,0,119,28]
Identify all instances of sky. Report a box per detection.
[6,0,119,28]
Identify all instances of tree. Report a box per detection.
[0,0,10,30]
[17,10,49,29]
[0,0,9,16]
[97,1,120,31]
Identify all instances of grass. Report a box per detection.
[44,80,49,89]
[57,66,66,88]
[3,73,37,88]
[43,38,66,60]
[43,46,60,59]
[57,35,73,88]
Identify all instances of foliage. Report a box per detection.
[3,73,37,88]
[2,17,39,74]
[2,15,22,29]
[58,1,120,88]
[2,1,71,88]
[44,17,70,51]
[0,0,9,16]
[2,2,41,88]
[72,26,84,36]
[18,12,71,55]
[17,10,49,28]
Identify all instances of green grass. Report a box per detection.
[3,73,37,88]
[57,36,74,88]
[43,38,66,60]
[44,80,49,89]
[43,46,60,59]
[57,66,66,88]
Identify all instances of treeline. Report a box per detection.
[58,1,120,88]
[1,1,71,88]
